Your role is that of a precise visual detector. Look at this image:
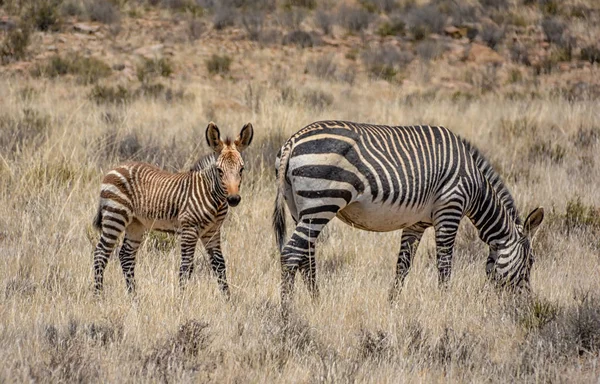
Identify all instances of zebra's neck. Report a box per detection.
[194,165,227,201]
[468,178,519,247]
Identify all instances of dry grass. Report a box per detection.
[0,63,599,383]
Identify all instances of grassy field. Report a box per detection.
[0,77,599,382]
[1,0,600,382]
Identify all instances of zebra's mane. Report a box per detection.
[461,138,522,225]
[190,153,218,172]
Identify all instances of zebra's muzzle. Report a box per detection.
[227,195,241,207]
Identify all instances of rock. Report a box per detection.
[73,23,100,34]
[134,44,164,59]
[444,26,467,39]
[559,63,570,72]
[47,45,58,51]
[0,16,17,31]
[467,43,503,65]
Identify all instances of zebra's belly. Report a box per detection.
[137,217,180,232]
[336,201,432,232]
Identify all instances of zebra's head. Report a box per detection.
[488,207,544,292]
[205,122,254,207]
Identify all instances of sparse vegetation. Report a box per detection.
[205,54,232,75]
[363,44,413,81]
[0,0,599,382]
[86,0,120,24]
[32,55,112,84]
[0,24,31,65]
[407,4,446,40]
[24,0,62,32]
[337,4,372,33]
[136,57,173,84]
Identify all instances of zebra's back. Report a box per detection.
[282,121,479,231]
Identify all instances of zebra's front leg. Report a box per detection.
[201,226,229,297]
[281,213,336,308]
[389,223,429,301]
[433,216,460,288]
[179,225,199,289]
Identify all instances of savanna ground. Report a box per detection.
[1,0,600,382]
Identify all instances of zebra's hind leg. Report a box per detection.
[94,211,128,294]
[118,220,144,294]
[281,212,338,308]
[389,222,429,302]
[433,211,461,288]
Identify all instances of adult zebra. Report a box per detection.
[273,120,543,305]
[93,122,253,295]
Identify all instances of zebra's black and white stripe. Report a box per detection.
[93,122,253,295]
[272,120,543,304]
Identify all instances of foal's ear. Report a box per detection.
[524,207,544,237]
[206,122,224,153]
[234,123,254,152]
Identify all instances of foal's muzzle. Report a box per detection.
[227,195,241,207]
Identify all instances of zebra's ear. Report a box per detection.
[206,122,224,153]
[235,123,254,152]
[524,207,544,237]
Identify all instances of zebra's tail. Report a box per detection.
[273,143,291,254]
[93,204,102,230]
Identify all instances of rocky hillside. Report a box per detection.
[1,0,599,101]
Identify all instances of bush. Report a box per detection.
[306,54,337,79]
[0,25,31,65]
[282,30,315,48]
[415,40,444,61]
[24,0,62,32]
[360,0,400,13]
[213,5,236,30]
[302,89,334,111]
[282,0,316,9]
[408,4,446,40]
[315,9,334,35]
[337,5,372,33]
[480,22,504,50]
[362,44,413,81]
[241,10,265,41]
[136,57,173,84]
[0,108,50,156]
[205,54,232,75]
[541,17,564,45]
[528,140,566,164]
[280,6,308,30]
[376,16,405,37]
[479,0,510,10]
[86,0,120,24]
[188,18,205,40]
[509,42,531,65]
[60,0,84,17]
[563,197,600,232]
[32,55,112,84]
[538,0,560,15]
[580,45,600,64]
[89,84,131,105]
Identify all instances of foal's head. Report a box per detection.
[205,122,254,207]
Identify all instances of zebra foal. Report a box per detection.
[273,120,543,306]
[93,122,253,295]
